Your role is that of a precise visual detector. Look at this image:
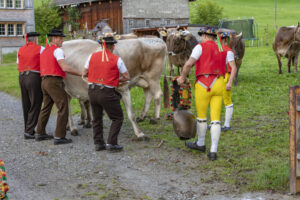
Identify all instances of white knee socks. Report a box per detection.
[224,104,233,128]
[210,122,221,153]
[196,119,207,146]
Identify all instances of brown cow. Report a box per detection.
[273,24,300,74]
[158,28,198,76]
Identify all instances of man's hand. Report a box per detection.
[226,81,232,91]
[176,76,186,85]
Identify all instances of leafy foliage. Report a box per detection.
[34,0,61,43]
[67,7,81,32]
[190,0,223,26]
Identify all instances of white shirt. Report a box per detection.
[84,53,128,87]
[190,44,235,64]
[16,46,45,64]
[53,48,65,61]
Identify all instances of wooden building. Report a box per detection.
[54,0,195,34]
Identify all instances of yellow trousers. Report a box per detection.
[195,76,224,121]
[223,72,233,106]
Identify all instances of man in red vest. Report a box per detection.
[36,29,82,145]
[83,35,130,152]
[17,32,44,139]
[177,26,236,161]
[219,31,237,132]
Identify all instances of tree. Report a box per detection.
[67,7,81,32]
[35,0,61,43]
[190,0,223,26]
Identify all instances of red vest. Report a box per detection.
[18,42,41,72]
[40,45,66,78]
[222,45,233,73]
[195,40,226,79]
[88,50,120,87]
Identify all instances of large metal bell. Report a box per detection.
[173,109,196,140]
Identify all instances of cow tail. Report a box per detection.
[163,54,170,108]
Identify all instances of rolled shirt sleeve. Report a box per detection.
[84,54,92,69]
[226,50,235,64]
[190,44,203,60]
[117,57,128,73]
[53,48,65,61]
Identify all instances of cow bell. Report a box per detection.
[173,109,197,140]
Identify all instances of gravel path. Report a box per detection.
[0,92,297,200]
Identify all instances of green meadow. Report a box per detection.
[1,0,299,192]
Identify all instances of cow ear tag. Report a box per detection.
[161,31,166,37]
[184,35,191,41]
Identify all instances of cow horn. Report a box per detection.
[238,32,243,37]
[176,25,180,31]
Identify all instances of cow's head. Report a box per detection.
[230,32,245,60]
[295,22,300,41]
[166,30,194,56]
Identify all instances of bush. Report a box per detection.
[190,0,223,26]
[35,0,61,44]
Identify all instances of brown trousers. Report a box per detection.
[88,85,123,145]
[36,76,69,138]
[19,72,43,134]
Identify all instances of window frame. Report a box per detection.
[6,0,13,8]
[7,24,14,35]
[16,24,22,35]
[0,24,5,35]
[15,0,21,8]
[0,0,4,8]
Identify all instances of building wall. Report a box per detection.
[0,0,35,54]
[122,0,190,33]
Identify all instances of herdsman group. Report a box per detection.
[17,25,236,160]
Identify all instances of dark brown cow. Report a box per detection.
[273,24,300,74]
[158,28,198,76]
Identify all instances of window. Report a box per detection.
[15,0,21,8]
[0,24,5,35]
[6,0,12,7]
[16,24,22,35]
[0,0,4,8]
[8,24,14,35]
[145,19,150,27]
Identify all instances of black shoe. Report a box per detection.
[207,152,217,161]
[54,138,72,145]
[95,144,106,151]
[24,133,35,139]
[185,141,206,152]
[221,126,230,132]
[106,144,123,152]
[35,134,53,141]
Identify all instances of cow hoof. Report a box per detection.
[71,129,79,136]
[78,121,84,125]
[136,117,145,123]
[137,136,150,141]
[83,123,92,128]
[149,119,158,124]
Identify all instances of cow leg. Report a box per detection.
[121,89,145,138]
[149,82,162,124]
[294,55,299,73]
[136,88,152,123]
[78,99,85,125]
[288,55,292,73]
[67,95,79,136]
[275,53,283,74]
[83,100,92,128]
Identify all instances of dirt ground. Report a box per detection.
[0,92,298,200]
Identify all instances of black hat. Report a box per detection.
[102,36,117,44]
[48,29,66,37]
[25,32,40,37]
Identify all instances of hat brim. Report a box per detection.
[48,34,66,37]
[198,32,217,36]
